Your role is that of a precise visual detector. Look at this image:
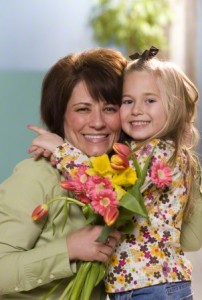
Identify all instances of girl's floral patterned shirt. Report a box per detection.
[53,139,192,293]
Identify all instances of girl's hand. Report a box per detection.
[67,226,121,263]
[27,124,63,161]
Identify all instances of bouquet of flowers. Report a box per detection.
[32,141,172,300]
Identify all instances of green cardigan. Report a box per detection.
[0,157,202,298]
[0,158,105,299]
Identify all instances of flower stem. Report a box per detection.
[41,279,65,300]
[47,196,85,207]
[67,262,92,300]
[57,279,74,300]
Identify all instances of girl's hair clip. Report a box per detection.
[129,46,159,61]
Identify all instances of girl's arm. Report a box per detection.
[27,124,64,161]
[27,124,89,173]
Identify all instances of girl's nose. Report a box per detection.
[131,102,144,115]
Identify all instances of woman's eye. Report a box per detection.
[75,107,90,112]
[122,99,133,105]
[104,106,118,113]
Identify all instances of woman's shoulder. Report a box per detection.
[12,157,63,185]
[15,157,59,173]
[2,158,66,200]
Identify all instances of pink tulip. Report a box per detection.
[111,154,129,170]
[113,143,130,157]
[104,205,119,226]
[32,204,48,221]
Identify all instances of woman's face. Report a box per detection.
[64,81,121,156]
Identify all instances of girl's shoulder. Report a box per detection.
[130,139,175,164]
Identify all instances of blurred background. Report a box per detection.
[0,0,201,298]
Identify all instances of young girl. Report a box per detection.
[104,48,200,300]
[28,47,200,299]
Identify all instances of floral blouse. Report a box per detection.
[106,139,192,293]
[53,139,192,293]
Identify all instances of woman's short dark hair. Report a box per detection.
[41,48,127,137]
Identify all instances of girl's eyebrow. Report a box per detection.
[122,92,159,96]
[143,92,159,97]
[122,93,132,97]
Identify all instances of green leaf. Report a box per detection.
[120,220,135,234]
[119,192,148,217]
[61,202,69,232]
[130,154,142,179]
[82,203,94,219]
[52,205,64,222]
[51,222,56,236]
[140,146,156,185]
[85,213,102,225]
[95,224,114,243]
[114,207,135,228]
[51,205,64,235]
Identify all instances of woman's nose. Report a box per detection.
[89,110,106,129]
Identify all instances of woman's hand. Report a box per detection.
[67,226,121,263]
[27,124,64,161]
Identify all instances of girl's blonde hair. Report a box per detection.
[125,57,200,217]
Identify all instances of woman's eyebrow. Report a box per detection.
[72,102,91,107]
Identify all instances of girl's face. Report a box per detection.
[64,80,121,156]
[120,70,167,141]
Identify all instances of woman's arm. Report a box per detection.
[0,158,119,295]
[0,159,75,294]
[181,163,202,251]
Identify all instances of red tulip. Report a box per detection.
[111,154,129,170]
[61,180,75,190]
[61,180,84,194]
[113,143,130,157]
[104,206,119,226]
[32,204,48,221]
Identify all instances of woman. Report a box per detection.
[0,48,127,299]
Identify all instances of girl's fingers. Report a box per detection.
[27,145,39,153]
[27,124,49,135]
[43,150,52,158]
[31,148,45,159]
[50,155,56,165]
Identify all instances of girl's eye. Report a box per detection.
[122,99,133,105]
[145,98,156,104]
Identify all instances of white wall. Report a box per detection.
[0,0,95,71]
[0,0,97,182]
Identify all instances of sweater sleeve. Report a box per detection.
[0,158,80,295]
[181,161,202,251]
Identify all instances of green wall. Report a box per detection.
[0,71,45,182]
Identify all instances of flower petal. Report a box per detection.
[32,204,48,221]
[113,143,130,157]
